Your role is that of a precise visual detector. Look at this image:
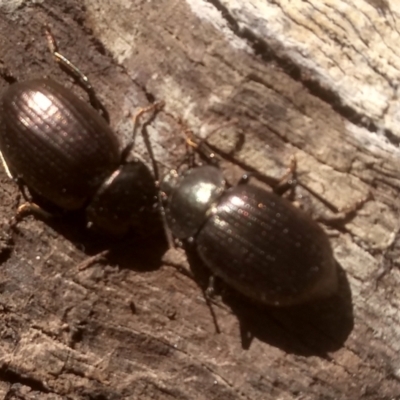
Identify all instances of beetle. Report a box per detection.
[0,29,160,236]
[160,139,338,307]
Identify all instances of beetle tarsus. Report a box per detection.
[315,191,372,227]
[203,292,222,334]
[9,202,53,229]
[273,154,297,194]
[237,155,298,198]
[131,100,165,147]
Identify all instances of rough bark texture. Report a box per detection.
[0,0,400,399]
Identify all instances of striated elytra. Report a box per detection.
[162,165,338,307]
[0,78,157,235]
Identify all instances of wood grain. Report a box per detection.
[0,0,399,399]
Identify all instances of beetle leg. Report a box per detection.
[1,151,35,204]
[205,275,217,297]
[372,228,398,287]
[204,293,222,334]
[314,191,372,227]
[8,202,53,231]
[129,101,165,158]
[172,116,238,168]
[1,152,56,233]
[124,101,165,163]
[163,256,222,333]
[0,153,41,232]
[373,256,393,288]
[43,25,110,122]
[131,104,177,249]
[195,119,238,153]
[0,65,18,84]
[0,151,13,179]
[273,155,297,195]
[201,276,223,334]
[159,200,176,250]
[153,184,176,250]
[237,155,298,199]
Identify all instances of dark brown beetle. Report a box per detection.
[0,29,159,235]
[161,139,338,307]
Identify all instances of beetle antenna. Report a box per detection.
[143,123,175,249]
[175,117,238,167]
[129,101,165,176]
[135,104,175,249]
[130,101,165,161]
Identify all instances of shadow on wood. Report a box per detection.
[186,247,353,356]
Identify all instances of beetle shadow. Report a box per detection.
[184,247,354,356]
[33,208,168,273]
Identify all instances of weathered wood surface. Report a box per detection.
[0,0,400,399]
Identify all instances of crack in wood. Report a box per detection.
[0,367,51,395]
[204,0,400,149]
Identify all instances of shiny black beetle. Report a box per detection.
[0,29,159,235]
[161,145,338,307]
